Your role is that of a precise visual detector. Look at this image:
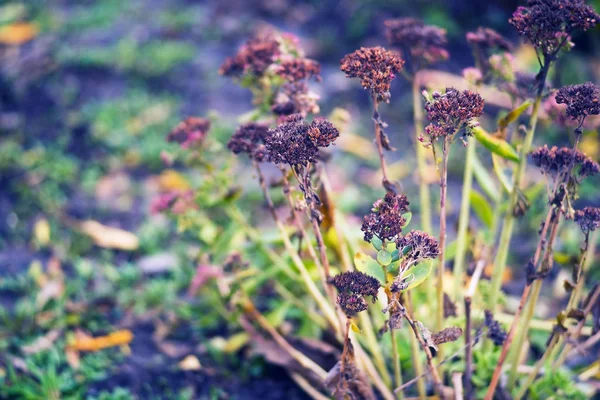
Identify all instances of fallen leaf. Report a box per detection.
[77,220,139,250]
[178,355,202,371]
[65,347,81,369]
[33,218,50,246]
[0,22,38,45]
[22,330,61,355]
[70,329,133,352]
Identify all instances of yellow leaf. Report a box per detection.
[350,321,362,334]
[33,218,50,246]
[0,22,38,45]
[78,220,139,250]
[70,330,133,352]
[178,355,202,371]
[158,169,190,191]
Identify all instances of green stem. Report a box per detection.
[514,334,560,400]
[358,312,393,386]
[487,95,542,313]
[436,140,449,339]
[453,137,475,302]
[407,293,427,399]
[391,328,404,400]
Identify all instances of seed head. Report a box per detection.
[574,206,600,234]
[361,193,410,243]
[337,293,368,317]
[466,27,512,52]
[509,0,599,56]
[219,34,280,77]
[384,18,448,68]
[167,117,210,149]
[265,114,339,166]
[227,122,271,162]
[331,271,380,299]
[531,145,599,180]
[423,88,484,142]
[340,47,404,101]
[484,310,507,346]
[276,58,321,82]
[395,230,440,264]
[555,82,600,122]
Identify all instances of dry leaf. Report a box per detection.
[70,329,133,352]
[22,330,61,355]
[178,355,202,371]
[0,22,38,45]
[78,220,139,250]
[33,218,50,246]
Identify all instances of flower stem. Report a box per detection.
[406,292,427,399]
[372,96,391,187]
[436,140,450,351]
[390,328,404,400]
[487,94,542,314]
[453,137,475,302]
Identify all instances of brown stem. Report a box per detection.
[436,139,449,335]
[404,312,445,399]
[372,96,391,187]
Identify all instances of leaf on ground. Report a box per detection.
[178,355,202,371]
[0,22,38,45]
[77,220,139,250]
[33,218,50,246]
[70,329,133,352]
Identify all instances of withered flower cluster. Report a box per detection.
[227,122,271,162]
[531,145,600,180]
[423,88,484,143]
[466,27,512,79]
[509,0,599,56]
[167,117,211,149]
[265,114,339,166]
[219,34,280,77]
[555,82,600,124]
[396,230,440,264]
[331,271,380,317]
[361,193,410,243]
[384,18,448,70]
[484,310,507,346]
[340,47,404,101]
[574,206,600,235]
[276,58,321,83]
[273,57,322,117]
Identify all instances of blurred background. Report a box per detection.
[0,0,599,399]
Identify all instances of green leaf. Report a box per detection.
[377,250,392,266]
[498,100,532,131]
[371,236,383,251]
[354,252,385,284]
[401,262,432,292]
[469,190,493,228]
[492,153,514,193]
[472,126,519,162]
[472,152,500,202]
[402,212,412,228]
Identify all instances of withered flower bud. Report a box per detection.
[432,326,463,345]
[276,58,321,82]
[574,206,600,234]
[331,271,380,299]
[395,230,440,263]
[361,193,410,243]
[423,87,484,142]
[510,0,599,56]
[531,145,599,180]
[265,114,339,166]
[384,18,448,69]
[227,122,271,162]
[484,310,507,346]
[337,293,368,316]
[167,117,211,149]
[219,34,280,77]
[332,271,380,317]
[340,47,404,101]
[555,82,600,122]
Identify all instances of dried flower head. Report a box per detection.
[466,27,512,79]
[276,58,321,82]
[531,145,599,180]
[227,122,271,162]
[332,271,380,316]
[555,82,600,123]
[167,117,211,149]
[484,310,507,346]
[432,326,463,345]
[384,18,448,69]
[265,114,339,166]
[340,47,404,101]
[395,230,440,264]
[361,193,410,243]
[219,34,280,77]
[574,206,600,234]
[423,88,484,142]
[510,0,599,56]
[466,27,512,52]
